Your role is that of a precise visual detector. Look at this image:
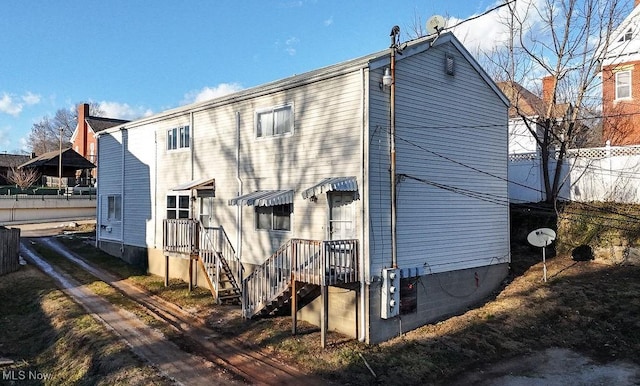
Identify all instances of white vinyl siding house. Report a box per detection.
[96,32,509,344]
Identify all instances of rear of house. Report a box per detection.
[96,32,509,344]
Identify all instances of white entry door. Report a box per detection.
[329,192,355,240]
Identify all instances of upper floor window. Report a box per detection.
[167,194,190,219]
[256,204,292,231]
[615,70,631,100]
[618,28,633,43]
[167,125,190,150]
[256,104,293,138]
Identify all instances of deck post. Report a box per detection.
[188,257,194,292]
[291,277,297,335]
[321,284,328,348]
[164,255,169,287]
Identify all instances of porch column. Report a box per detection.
[291,277,298,335]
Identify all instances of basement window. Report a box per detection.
[399,277,418,315]
[255,204,292,231]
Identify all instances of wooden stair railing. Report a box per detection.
[241,239,358,319]
[198,225,243,304]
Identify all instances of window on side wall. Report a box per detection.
[167,126,190,150]
[615,70,631,100]
[167,194,190,219]
[256,104,293,138]
[255,204,292,231]
[107,195,122,221]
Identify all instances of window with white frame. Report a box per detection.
[107,195,122,221]
[255,204,292,231]
[615,70,631,100]
[167,194,190,219]
[618,28,633,42]
[167,125,190,150]
[256,104,293,138]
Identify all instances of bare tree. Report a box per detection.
[26,102,105,156]
[6,167,40,190]
[492,0,629,203]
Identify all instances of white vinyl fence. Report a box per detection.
[509,144,640,204]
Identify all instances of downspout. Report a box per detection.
[153,130,158,248]
[95,135,101,249]
[359,68,367,342]
[235,112,243,264]
[120,127,126,255]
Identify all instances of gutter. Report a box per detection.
[359,68,367,342]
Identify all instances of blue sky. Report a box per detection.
[0,0,499,153]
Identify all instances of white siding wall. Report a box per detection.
[97,131,124,241]
[189,71,366,265]
[368,41,510,278]
[107,70,367,266]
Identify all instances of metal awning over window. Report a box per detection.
[171,177,215,191]
[302,176,358,199]
[228,190,294,206]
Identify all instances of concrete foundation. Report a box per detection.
[367,263,509,344]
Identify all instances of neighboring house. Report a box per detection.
[0,153,31,185]
[70,103,129,184]
[96,32,510,344]
[19,148,95,187]
[601,0,640,145]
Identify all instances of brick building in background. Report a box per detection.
[601,1,640,145]
[70,103,128,184]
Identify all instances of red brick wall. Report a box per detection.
[602,61,640,145]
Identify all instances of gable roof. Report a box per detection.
[496,81,571,119]
[0,154,31,168]
[19,148,95,169]
[99,32,508,134]
[600,3,640,66]
[86,117,130,133]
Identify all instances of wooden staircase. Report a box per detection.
[198,225,243,304]
[242,239,359,319]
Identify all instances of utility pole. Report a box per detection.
[58,127,63,192]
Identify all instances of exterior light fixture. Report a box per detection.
[382,68,393,87]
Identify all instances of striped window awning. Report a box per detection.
[228,190,294,206]
[301,176,358,199]
[171,177,215,191]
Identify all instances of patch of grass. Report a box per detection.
[0,267,171,385]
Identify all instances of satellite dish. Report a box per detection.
[426,15,446,35]
[527,228,556,248]
[527,228,556,282]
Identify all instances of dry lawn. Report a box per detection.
[0,266,172,386]
[54,226,640,385]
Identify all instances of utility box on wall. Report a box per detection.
[381,267,400,319]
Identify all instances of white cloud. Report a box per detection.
[285,36,300,56]
[0,93,24,116]
[98,101,153,120]
[450,0,543,56]
[22,92,41,105]
[324,16,333,26]
[183,83,244,104]
[0,91,42,117]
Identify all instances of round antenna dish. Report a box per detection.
[426,15,446,35]
[527,228,557,248]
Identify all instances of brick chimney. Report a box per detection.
[636,0,640,8]
[77,103,90,158]
[542,75,556,105]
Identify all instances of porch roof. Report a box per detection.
[171,177,215,191]
[228,190,294,206]
[301,176,358,199]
